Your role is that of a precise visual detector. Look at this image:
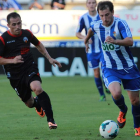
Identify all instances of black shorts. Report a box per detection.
[10,73,42,102]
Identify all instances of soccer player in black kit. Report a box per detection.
[0,12,62,129]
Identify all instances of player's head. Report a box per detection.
[86,0,97,13]
[7,12,22,35]
[97,1,114,27]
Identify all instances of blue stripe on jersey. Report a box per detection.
[77,17,85,33]
[121,20,132,37]
[97,14,100,20]
[125,47,135,64]
[118,20,132,39]
[115,50,128,68]
[106,51,117,69]
[13,0,22,9]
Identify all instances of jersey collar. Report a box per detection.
[7,30,22,37]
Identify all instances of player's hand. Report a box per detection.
[105,36,116,44]
[88,39,92,44]
[13,55,24,64]
[85,43,89,53]
[49,58,62,68]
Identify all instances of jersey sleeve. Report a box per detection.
[76,17,85,33]
[118,20,132,39]
[0,36,5,57]
[26,29,40,46]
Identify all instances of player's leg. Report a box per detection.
[10,77,45,117]
[127,90,140,136]
[103,75,127,128]
[93,67,106,101]
[25,95,45,117]
[123,78,140,136]
[87,52,105,101]
[30,80,57,129]
[109,82,127,128]
[102,80,111,94]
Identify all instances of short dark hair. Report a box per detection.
[97,1,114,13]
[7,12,21,24]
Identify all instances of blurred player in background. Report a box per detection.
[76,0,110,101]
[1,0,22,10]
[0,12,62,129]
[85,1,140,136]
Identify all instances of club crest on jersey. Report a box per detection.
[23,37,28,43]
[113,31,116,37]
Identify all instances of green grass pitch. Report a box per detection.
[0,75,140,140]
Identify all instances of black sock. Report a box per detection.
[32,97,41,112]
[37,91,54,122]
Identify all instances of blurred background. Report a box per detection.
[2,0,140,10]
[0,0,140,77]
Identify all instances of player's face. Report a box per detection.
[7,17,22,35]
[99,8,114,27]
[86,0,97,12]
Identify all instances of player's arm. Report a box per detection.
[114,37,133,46]
[0,56,24,65]
[105,20,133,46]
[35,43,62,68]
[84,28,94,52]
[0,37,24,65]
[27,29,62,68]
[76,32,85,40]
[105,36,133,46]
[76,17,93,43]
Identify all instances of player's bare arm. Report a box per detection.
[35,42,62,68]
[0,55,24,65]
[76,32,92,44]
[105,36,133,46]
[84,28,94,52]
[76,32,85,40]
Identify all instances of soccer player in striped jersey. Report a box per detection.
[76,0,109,101]
[84,1,140,136]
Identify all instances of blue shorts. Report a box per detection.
[86,52,102,69]
[102,65,140,91]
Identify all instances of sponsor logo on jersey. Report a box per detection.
[7,40,15,43]
[23,37,28,43]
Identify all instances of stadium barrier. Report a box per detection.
[0,47,139,77]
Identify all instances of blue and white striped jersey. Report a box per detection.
[2,0,22,10]
[90,17,135,70]
[76,12,102,53]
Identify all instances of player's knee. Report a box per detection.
[25,101,34,108]
[32,86,43,95]
[94,69,100,78]
[131,98,139,106]
[113,91,121,100]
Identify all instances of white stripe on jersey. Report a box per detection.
[102,51,112,68]
[83,15,90,32]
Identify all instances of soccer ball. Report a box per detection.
[99,120,119,139]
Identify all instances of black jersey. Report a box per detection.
[0,29,40,79]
